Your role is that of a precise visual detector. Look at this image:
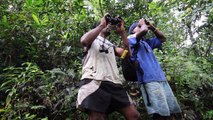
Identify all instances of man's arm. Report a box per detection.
[114,18,131,57]
[80,17,107,47]
[145,19,166,43]
[114,32,131,57]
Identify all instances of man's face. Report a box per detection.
[132,24,141,34]
[102,24,113,36]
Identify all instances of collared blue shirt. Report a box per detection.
[128,34,166,83]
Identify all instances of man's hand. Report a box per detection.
[115,17,125,35]
[144,19,166,42]
[139,18,146,26]
[144,19,156,31]
[138,18,148,32]
[99,14,109,28]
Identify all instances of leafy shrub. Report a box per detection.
[0,62,79,120]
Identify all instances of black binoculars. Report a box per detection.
[99,49,109,54]
[105,14,122,25]
[99,44,109,54]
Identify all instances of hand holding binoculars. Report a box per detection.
[105,14,122,25]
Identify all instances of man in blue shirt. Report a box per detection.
[128,18,181,120]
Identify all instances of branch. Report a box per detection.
[205,38,213,56]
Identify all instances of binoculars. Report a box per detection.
[105,14,122,25]
[99,49,109,54]
[99,44,109,54]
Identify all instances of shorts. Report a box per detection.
[77,79,133,114]
[140,81,182,116]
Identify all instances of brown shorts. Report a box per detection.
[77,79,133,114]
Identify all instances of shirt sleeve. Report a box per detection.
[145,37,162,49]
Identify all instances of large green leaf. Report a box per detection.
[32,14,40,25]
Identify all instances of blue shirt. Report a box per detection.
[128,34,166,83]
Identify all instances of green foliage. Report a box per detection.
[204,110,213,120]
[0,62,79,119]
[156,45,213,119]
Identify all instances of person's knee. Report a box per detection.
[89,115,106,120]
[131,110,141,120]
[124,108,141,120]
[89,111,106,120]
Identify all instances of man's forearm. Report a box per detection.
[152,28,166,42]
[136,24,148,40]
[120,32,129,48]
[80,24,105,47]
[120,32,131,57]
